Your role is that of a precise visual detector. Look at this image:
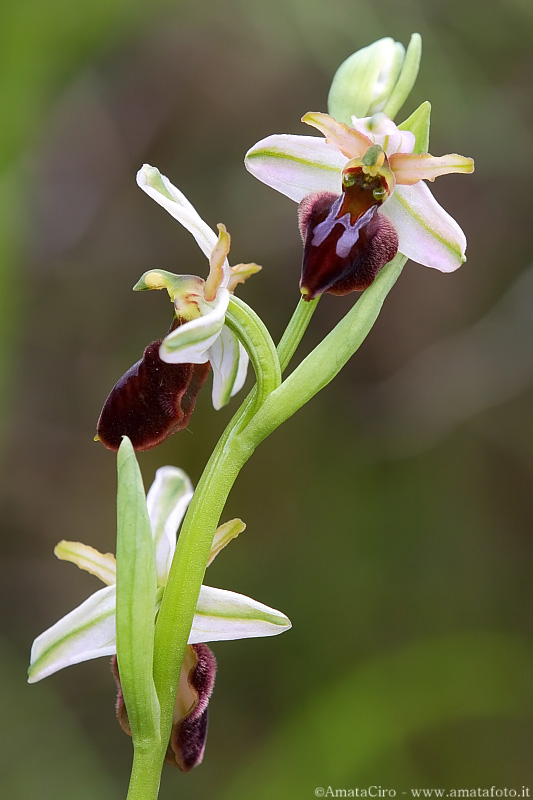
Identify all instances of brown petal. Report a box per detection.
[166,643,217,772]
[96,340,210,452]
[111,644,217,773]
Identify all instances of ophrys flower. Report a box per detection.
[245,108,474,299]
[28,465,290,770]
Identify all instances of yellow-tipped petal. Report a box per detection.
[207,519,246,566]
[389,152,474,185]
[55,540,116,585]
[228,262,262,293]
[204,223,231,301]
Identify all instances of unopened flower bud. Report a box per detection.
[328,33,421,125]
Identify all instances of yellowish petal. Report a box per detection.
[228,263,262,293]
[204,223,231,301]
[389,152,474,185]
[302,112,372,160]
[207,518,246,567]
[54,540,116,585]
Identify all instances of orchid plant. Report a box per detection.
[29,33,474,800]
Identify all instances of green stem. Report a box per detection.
[152,423,250,776]
[277,295,320,372]
[126,746,162,800]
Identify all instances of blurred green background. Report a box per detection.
[1,0,532,797]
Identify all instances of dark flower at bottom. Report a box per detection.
[112,643,217,772]
[96,339,210,452]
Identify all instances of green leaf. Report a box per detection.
[116,437,160,747]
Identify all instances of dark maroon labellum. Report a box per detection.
[167,643,217,772]
[96,339,210,452]
[298,191,399,299]
[111,643,217,773]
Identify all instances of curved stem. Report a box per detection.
[223,294,320,436]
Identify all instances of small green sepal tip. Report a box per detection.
[399,100,431,154]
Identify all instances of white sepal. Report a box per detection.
[245,134,346,202]
[28,585,117,683]
[232,341,250,398]
[188,585,292,643]
[381,182,467,272]
[136,164,219,261]
[147,466,194,585]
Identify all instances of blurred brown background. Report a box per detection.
[1,0,532,798]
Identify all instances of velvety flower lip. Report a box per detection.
[245,109,474,275]
[96,339,210,452]
[136,165,261,410]
[112,642,217,772]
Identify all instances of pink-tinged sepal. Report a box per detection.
[96,339,210,451]
[299,191,398,298]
